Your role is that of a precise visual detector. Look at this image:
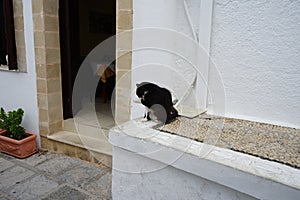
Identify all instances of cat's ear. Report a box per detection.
[136,83,141,87]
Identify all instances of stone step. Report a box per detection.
[47,131,112,156]
[63,118,111,141]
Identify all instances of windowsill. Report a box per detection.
[109,118,300,199]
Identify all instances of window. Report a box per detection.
[0,0,17,70]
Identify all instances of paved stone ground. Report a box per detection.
[0,151,112,200]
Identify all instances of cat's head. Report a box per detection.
[136,82,150,98]
[136,82,161,99]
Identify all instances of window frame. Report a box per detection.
[0,0,17,70]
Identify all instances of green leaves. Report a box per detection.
[0,107,26,140]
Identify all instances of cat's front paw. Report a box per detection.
[141,117,149,122]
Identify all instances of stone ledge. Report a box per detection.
[159,114,300,168]
[109,119,300,200]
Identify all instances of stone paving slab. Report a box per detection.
[0,166,35,190]
[83,173,112,198]
[16,152,56,167]
[41,185,90,200]
[0,151,112,200]
[59,163,108,188]
[0,158,14,172]
[36,156,80,176]
[7,175,59,200]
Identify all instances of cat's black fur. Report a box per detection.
[136,82,178,124]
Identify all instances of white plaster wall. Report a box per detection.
[131,0,177,119]
[0,1,39,145]
[209,0,300,128]
[131,0,209,119]
[132,0,300,128]
[112,147,257,200]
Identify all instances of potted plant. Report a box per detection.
[0,107,38,158]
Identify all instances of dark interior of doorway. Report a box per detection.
[59,0,116,119]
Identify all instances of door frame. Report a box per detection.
[59,0,81,119]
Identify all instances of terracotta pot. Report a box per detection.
[0,130,38,158]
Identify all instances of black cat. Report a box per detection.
[136,82,178,124]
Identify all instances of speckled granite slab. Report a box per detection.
[158,114,300,169]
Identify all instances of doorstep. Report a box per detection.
[40,118,112,167]
[47,131,112,156]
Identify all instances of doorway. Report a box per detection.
[59,0,116,123]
